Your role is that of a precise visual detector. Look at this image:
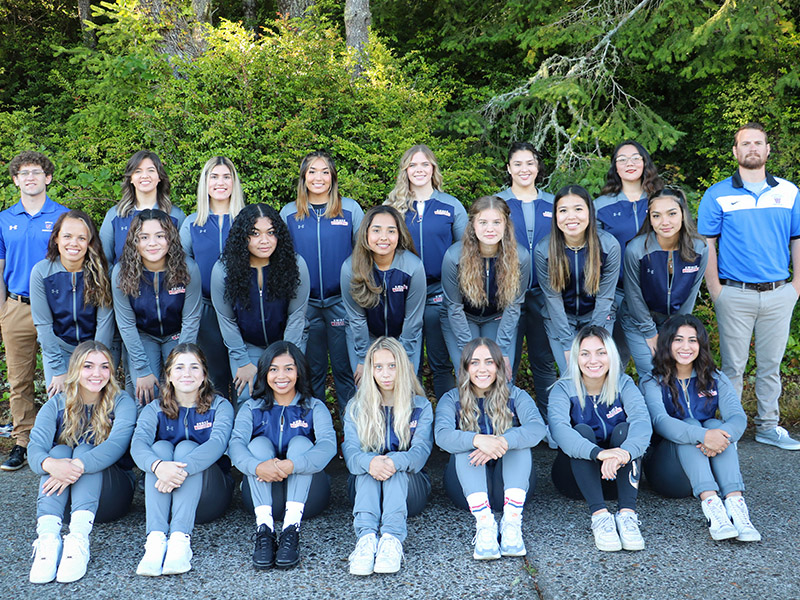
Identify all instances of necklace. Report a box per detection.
[566,242,586,252]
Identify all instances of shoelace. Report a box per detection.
[617,513,640,533]
[378,537,404,562]
[593,515,616,534]
[706,499,730,525]
[728,499,753,525]
[278,526,299,551]
[252,527,273,550]
[349,537,375,561]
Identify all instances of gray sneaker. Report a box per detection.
[754,426,800,450]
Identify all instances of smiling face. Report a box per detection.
[372,348,397,395]
[136,219,169,270]
[507,149,539,191]
[577,336,610,385]
[248,216,277,265]
[406,151,434,191]
[473,208,505,249]
[305,157,333,200]
[367,212,400,259]
[79,351,112,399]
[267,352,298,402]
[555,193,590,240]
[12,162,52,200]
[207,164,233,203]
[649,196,683,245]
[467,344,498,392]
[131,157,160,197]
[670,325,700,369]
[614,144,644,184]
[167,352,205,397]
[57,217,90,269]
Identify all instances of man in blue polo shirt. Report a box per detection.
[0,151,68,470]
[698,122,800,451]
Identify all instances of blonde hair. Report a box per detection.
[566,325,620,409]
[58,341,121,448]
[456,338,512,435]
[386,145,443,215]
[293,151,342,220]
[348,337,424,452]
[458,196,520,310]
[194,156,245,226]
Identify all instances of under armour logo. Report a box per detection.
[8,225,17,230]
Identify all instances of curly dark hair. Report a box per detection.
[652,314,717,418]
[251,341,314,410]
[600,140,664,197]
[160,343,217,420]
[116,209,190,297]
[9,151,55,177]
[221,203,300,309]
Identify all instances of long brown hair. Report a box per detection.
[458,196,520,310]
[46,210,112,308]
[456,338,512,435]
[58,341,120,447]
[638,187,705,263]
[118,150,173,217]
[293,151,342,220]
[349,205,417,309]
[116,209,190,297]
[548,186,602,295]
[159,343,216,420]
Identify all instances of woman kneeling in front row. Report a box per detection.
[548,326,651,552]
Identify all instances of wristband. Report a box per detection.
[152,459,162,474]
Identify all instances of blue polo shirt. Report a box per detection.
[0,196,68,296]
[698,170,800,283]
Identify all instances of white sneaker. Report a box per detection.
[56,533,90,583]
[724,496,762,542]
[754,426,800,450]
[591,512,622,552]
[701,495,738,541]
[472,518,500,560]
[615,511,645,551]
[29,534,62,584]
[373,533,404,574]
[348,533,377,576]
[136,531,167,577]
[161,532,193,575]
[499,516,526,556]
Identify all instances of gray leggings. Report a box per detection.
[443,448,534,511]
[347,470,431,542]
[144,439,233,534]
[644,418,745,498]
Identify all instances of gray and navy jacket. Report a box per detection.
[434,385,546,454]
[211,255,310,368]
[28,390,137,475]
[180,213,233,300]
[548,374,651,460]
[622,233,708,339]
[112,259,203,378]
[30,258,115,378]
[534,229,620,348]
[228,393,336,476]
[496,187,554,289]
[131,394,234,474]
[441,241,530,359]
[280,198,364,308]
[340,250,426,368]
[640,371,746,445]
[343,395,433,474]
[100,204,186,266]
[594,191,649,284]
[399,191,468,298]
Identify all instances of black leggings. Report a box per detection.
[551,422,641,514]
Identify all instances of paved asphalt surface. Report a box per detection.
[1,431,798,600]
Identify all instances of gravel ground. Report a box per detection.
[1,432,798,600]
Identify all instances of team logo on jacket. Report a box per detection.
[682,265,699,273]
[392,284,408,293]
[543,211,552,218]
[434,209,451,217]
[8,224,17,230]
[194,420,213,430]
[289,418,309,428]
[698,389,718,398]
[410,419,418,429]
[168,286,186,295]
[606,406,623,419]
[331,318,345,327]
[44,221,54,230]
[330,219,350,226]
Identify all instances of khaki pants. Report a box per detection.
[0,297,39,447]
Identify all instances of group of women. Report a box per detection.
[24,141,761,585]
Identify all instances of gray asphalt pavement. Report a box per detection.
[1,432,798,600]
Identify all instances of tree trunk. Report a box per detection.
[77,0,96,48]
[243,0,256,23]
[277,0,314,19]
[344,0,371,77]
[138,0,208,58]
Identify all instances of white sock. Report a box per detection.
[69,510,94,538]
[254,505,274,530]
[37,515,62,538]
[503,488,526,522]
[466,492,493,525]
[283,501,305,529]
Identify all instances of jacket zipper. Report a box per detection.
[574,249,581,315]
[382,271,389,336]
[278,407,286,454]
[666,250,674,315]
[71,272,80,341]
[592,398,608,440]
[153,272,164,336]
[258,267,269,344]
[315,210,325,301]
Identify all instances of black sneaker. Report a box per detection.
[274,524,300,569]
[1,445,27,471]
[252,524,276,569]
